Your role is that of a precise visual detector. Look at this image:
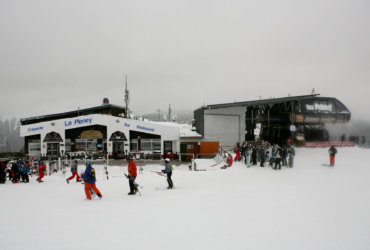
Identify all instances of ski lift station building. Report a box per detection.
[20,100,183,159]
[193,94,351,147]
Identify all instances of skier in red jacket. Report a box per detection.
[127,157,138,195]
[227,153,233,167]
[234,150,241,161]
[37,160,46,183]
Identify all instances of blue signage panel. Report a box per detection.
[137,125,155,132]
[28,126,44,132]
[65,118,93,127]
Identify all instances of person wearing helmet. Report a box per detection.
[66,160,81,183]
[162,158,174,189]
[83,160,102,200]
[127,156,138,195]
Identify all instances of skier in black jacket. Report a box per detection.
[11,162,20,183]
[0,161,6,184]
[251,146,257,165]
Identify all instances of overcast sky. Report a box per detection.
[1,0,369,121]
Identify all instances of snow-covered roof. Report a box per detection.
[150,121,202,138]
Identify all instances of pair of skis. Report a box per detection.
[150,170,166,177]
[124,173,142,196]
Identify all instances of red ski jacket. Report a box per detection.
[227,155,233,167]
[38,165,46,174]
[128,160,137,177]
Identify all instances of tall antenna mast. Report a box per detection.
[124,75,129,118]
[156,108,161,121]
[168,104,172,122]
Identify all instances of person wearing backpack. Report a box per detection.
[162,158,174,189]
[83,160,102,200]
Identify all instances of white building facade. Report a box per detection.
[20,113,180,158]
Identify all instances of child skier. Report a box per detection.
[234,149,241,162]
[83,160,102,200]
[66,160,80,183]
[162,158,174,189]
[227,153,233,167]
[37,160,47,183]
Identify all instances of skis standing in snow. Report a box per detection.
[245,145,252,168]
[162,158,174,189]
[104,157,109,180]
[66,160,81,183]
[288,146,295,168]
[82,160,102,200]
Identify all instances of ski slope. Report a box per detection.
[1,147,370,250]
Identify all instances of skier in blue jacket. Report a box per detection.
[21,161,30,183]
[83,160,102,200]
[162,158,174,189]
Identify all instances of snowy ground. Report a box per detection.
[1,147,370,250]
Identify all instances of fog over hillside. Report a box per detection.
[0,117,23,153]
[326,120,370,142]
[142,109,194,124]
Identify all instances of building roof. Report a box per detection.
[199,94,322,110]
[152,121,202,138]
[20,104,127,126]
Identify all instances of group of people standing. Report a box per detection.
[0,159,47,184]
[234,142,295,170]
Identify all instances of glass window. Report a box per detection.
[152,140,161,151]
[141,139,152,151]
[130,139,138,151]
